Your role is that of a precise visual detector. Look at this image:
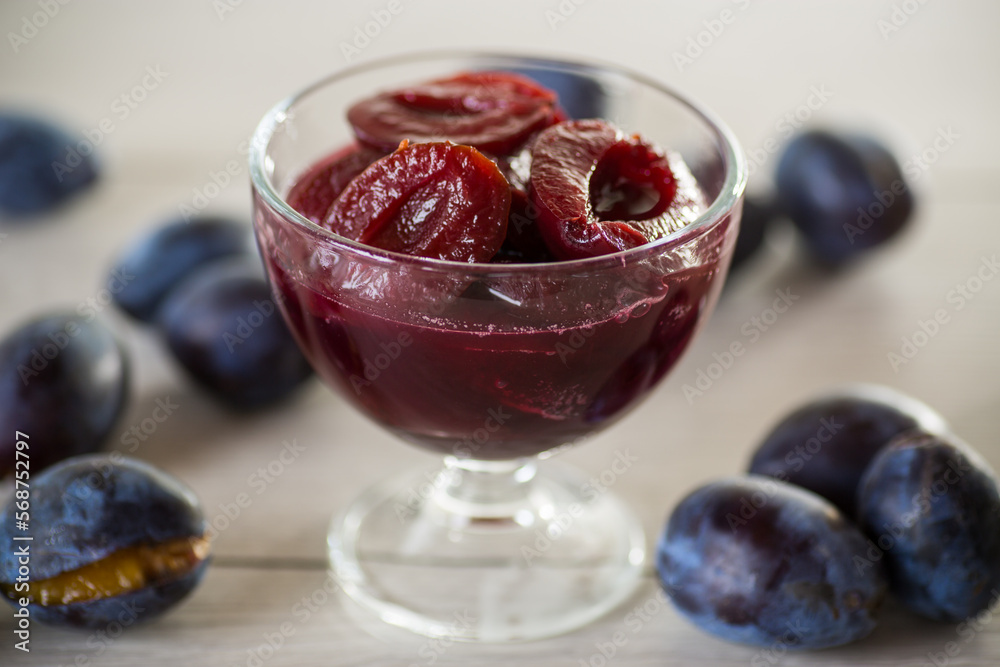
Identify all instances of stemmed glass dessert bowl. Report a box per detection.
[250,51,746,642]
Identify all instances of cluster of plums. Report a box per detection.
[112,215,314,408]
[656,386,1000,649]
[0,113,314,627]
[0,214,315,482]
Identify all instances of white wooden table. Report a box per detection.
[2,1,998,664]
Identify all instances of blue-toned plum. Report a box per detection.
[776,131,914,265]
[0,113,98,216]
[748,385,946,517]
[657,476,886,649]
[857,431,1000,622]
[0,313,129,479]
[0,455,210,629]
[110,216,254,322]
[157,261,313,409]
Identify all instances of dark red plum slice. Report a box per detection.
[531,119,706,260]
[323,141,510,263]
[347,71,560,156]
[286,143,386,223]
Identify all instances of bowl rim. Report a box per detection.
[249,49,747,275]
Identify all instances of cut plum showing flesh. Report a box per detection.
[530,119,706,260]
[286,143,386,223]
[347,71,560,156]
[323,141,511,263]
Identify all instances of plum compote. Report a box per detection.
[262,71,724,459]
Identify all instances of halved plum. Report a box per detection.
[322,141,510,263]
[286,143,386,223]
[347,71,560,156]
[530,119,706,260]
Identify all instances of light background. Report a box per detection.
[1,1,998,665]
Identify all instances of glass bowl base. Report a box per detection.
[328,460,646,642]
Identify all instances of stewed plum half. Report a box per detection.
[530,119,705,260]
[285,143,387,224]
[323,141,511,263]
[347,71,560,156]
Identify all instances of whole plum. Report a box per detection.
[857,431,1000,622]
[0,313,129,479]
[110,216,254,322]
[0,113,98,217]
[657,476,886,649]
[157,260,313,409]
[748,385,946,517]
[0,455,211,628]
[776,130,914,265]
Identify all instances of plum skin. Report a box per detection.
[775,131,914,265]
[0,113,98,216]
[323,141,511,263]
[728,194,774,272]
[857,432,1000,622]
[657,476,886,649]
[0,313,129,479]
[748,388,943,517]
[157,261,313,409]
[110,216,253,322]
[0,455,210,629]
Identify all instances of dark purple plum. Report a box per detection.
[0,455,210,629]
[748,385,946,517]
[110,216,254,322]
[857,431,1000,622]
[0,113,98,217]
[0,313,129,480]
[776,130,914,265]
[157,261,313,410]
[657,476,886,649]
[728,194,775,273]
